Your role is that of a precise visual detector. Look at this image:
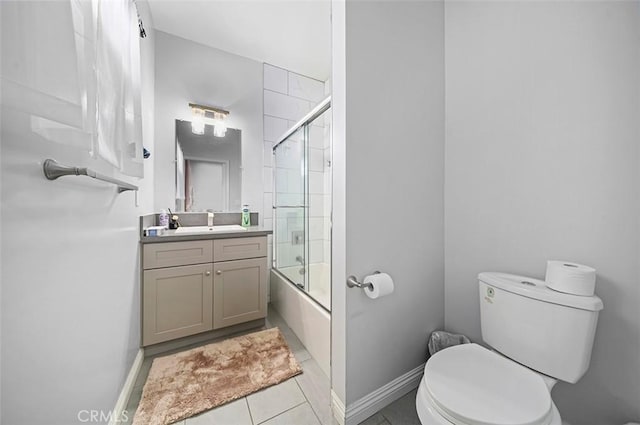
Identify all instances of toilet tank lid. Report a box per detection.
[478,272,603,311]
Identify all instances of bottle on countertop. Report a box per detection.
[241,204,250,228]
[159,209,170,229]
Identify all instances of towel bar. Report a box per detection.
[43,159,138,193]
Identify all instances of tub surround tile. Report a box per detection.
[264,90,311,122]
[264,142,274,168]
[263,167,273,192]
[263,193,273,219]
[309,240,324,263]
[264,64,288,95]
[309,171,325,194]
[309,147,325,172]
[309,124,325,149]
[288,72,325,103]
[264,116,290,143]
[309,217,325,240]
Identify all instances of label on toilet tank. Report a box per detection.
[484,286,495,303]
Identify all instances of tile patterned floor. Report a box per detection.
[358,389,421,425]
[124,306,420,425]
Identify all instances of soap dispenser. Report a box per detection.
[241,204,250,228]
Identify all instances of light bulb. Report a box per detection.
[191,108,205,135]
[212,111,227,137]
[213,122,227,138]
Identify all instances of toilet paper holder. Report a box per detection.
[347,271,380,289]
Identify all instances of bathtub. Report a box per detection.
[276,263,331,311]
[270,263,331,377]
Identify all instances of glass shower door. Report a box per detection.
[306,107,331,309]
[273,126,307,289]
[272,96,331,311]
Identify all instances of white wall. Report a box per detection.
[330,0,347,408]
[444,2,640,423]
[153,31,263,217]
[343,0,445,404]
[0,1,155,423]
[0,1,4,417]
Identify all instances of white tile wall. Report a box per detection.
[264,115,289,143]
[308,171,325,194]
[309,217,325,240]
[309,147,324,172]
[263,142,273,168]
[288,72,325,102]
[309,240,325,263]
[263,64,288,94]
[262,167,273,193]
[263,192,273,219]
[309,194,325,215]
[264,90,311,122]
[309,125,325,149]
[323,194,331,217]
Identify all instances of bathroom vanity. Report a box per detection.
[140,225,271,347]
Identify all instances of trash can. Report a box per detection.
[428,331,471,356]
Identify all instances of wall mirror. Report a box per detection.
[175,119,242,212]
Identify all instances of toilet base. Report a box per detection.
[415,374,562,425]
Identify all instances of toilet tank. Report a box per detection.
[479,272,603,384]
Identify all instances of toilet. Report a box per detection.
[416,272,603,425]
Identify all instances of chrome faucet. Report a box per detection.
[295,255,305,266]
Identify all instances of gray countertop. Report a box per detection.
[140,226,272,244]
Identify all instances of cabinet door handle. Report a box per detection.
[205,271,211,276]
[216,270,222,275]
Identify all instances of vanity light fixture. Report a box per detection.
[189,103,229,138]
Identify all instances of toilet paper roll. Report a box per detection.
[364,272,394,299]
[545,260,596,296]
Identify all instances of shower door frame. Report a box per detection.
[272,96,331,311]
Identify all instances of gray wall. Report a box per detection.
[444,2,640,423]
[0,1,156,423]
[154,31,263,216]
[344,0,444,403]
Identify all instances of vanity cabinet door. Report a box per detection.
[143,263,213,346]
[212,258,267,329]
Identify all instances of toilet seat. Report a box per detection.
[422,344,553,425]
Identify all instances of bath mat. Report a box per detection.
[132,328,302,425]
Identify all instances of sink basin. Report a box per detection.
[172,225,248,235]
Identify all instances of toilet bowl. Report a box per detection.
[416,344,562,425]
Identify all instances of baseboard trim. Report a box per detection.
[331,390,346,425]
[345,363,425,425]
[110,349,144,425]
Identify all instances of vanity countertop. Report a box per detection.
[140,225,272,244]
